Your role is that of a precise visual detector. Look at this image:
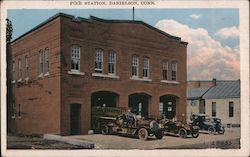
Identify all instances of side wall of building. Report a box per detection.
[10,18,61,135]
[205,98,240,126]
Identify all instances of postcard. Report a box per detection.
[1,0,249,156]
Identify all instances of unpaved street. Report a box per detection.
[67,128,240,149]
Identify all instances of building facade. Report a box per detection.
[10,13,187,135]
[187,79,240,127]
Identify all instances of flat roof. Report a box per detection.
[11,12,188,45]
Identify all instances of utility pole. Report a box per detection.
[133,7,135,21]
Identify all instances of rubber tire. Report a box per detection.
[208,126,216,135]
[218,126,225,134]
[155,130,164,139]
[138,128,148,141]
[191,129,199,138]
[101,125,109,135]
[178,128,187,138]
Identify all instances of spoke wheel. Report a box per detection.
[101,125,109,135]
[191,129,199,138]
[218,126,225,134]
[208,126,216,135]
[155,130,164,139]
[138,128,148,140]
[178,128,187,138]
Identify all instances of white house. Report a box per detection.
[187,79,240,127]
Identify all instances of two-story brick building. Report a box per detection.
[9,13,187,135]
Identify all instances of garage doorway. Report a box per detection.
[70,104,81,135]
[160,95,178,119]
[129,93,151,118]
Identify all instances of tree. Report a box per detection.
[6,18,13,132]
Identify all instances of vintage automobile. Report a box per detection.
[91,106,164,140]
[160,119,200,138]
[191,114,225,135]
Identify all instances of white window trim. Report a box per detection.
[160,80,179,84]
[131,55,139,78]
[95,49,103,73]
[142,57,149,79]
[172,62,177,81]
[44,72,50,76]
[71,45,81,72]
[108,51,116,75]
[130,77,152,82]
[92,73,119,79]
[68,70,85,75]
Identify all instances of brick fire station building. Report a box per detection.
[10,13,188,135]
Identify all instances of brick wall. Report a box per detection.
[10,17,61,135]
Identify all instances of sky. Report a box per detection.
[8,9,240,80]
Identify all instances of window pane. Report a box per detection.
[131,55,138,77]
[212,102,216,117]
[162,62,168,80]
[18,59,22,80]
[229,102,234,117]
[95,49,103,73]
[143,57,149,78]
[39,51,43,75]
[71,45,80,71]
[172,63,177,81]
[108,51,116,74]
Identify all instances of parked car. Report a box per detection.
[92,106,164,140]
[191,114,225,135]
[160,119,200,138]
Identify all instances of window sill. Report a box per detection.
[11,116,16,119]
[38,74,43,78]
[130,77,152,82]
[44,72,50,76]
[68,71,85,76]
[25,77,29,81]
[17,79,22,83]
[92,73,120,79]
[160,80,179,84]
[11,80,15,84]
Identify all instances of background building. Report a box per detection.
[187,79,240,127]
[10,13,187,135]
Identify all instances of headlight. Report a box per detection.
[150,121,159,131]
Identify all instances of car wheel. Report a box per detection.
[191,129,199,138]
[178,128,187,138]
[218,126,225,134]
[101,125,109,135]
[208,126,216,135]
[155,130,164,139]
[138,128,148,140]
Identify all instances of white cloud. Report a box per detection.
[155,19,240,80]
[189,14,201,20]
[214,26,239,39]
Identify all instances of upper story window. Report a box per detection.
[25,56,29,79]
[142,57,149,78]
[71,45,80,72]
[108,51,116,75]
[229,102,234,117]
[18,58,22,81]
[162,61,168,80]
[131,55,139,78]
[12,61,15,82]
[44,48,49,74]
[171,62,177,81]
[38,50,43,76]
[212,102,216,117]
[95,49,103,73]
